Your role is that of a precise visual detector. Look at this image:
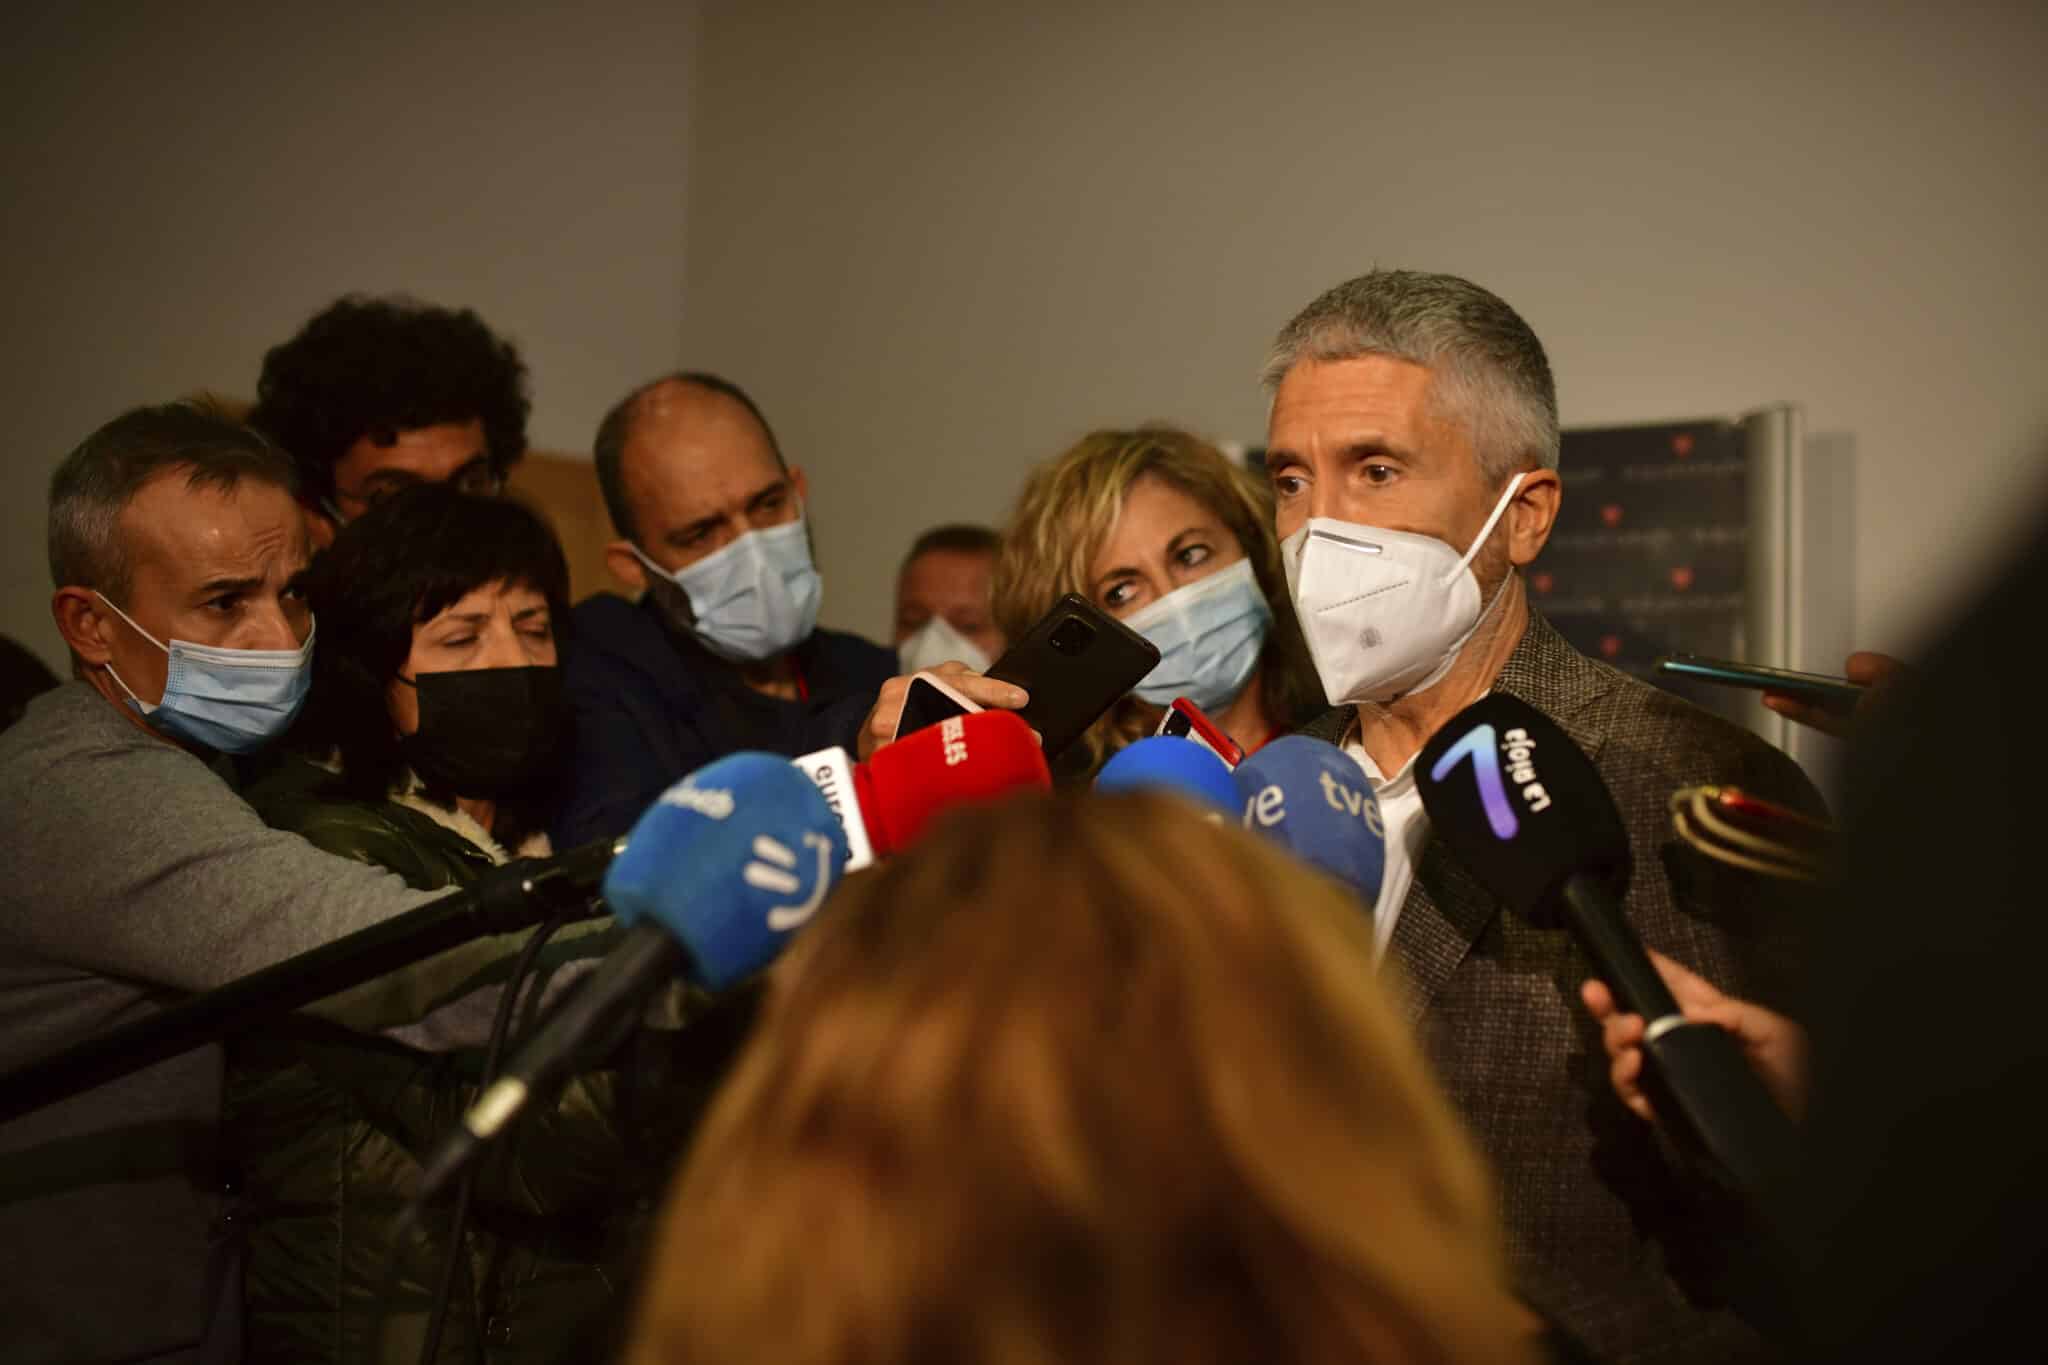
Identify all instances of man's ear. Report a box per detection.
[301,500,337,552]
[788,465,809,509]
[1506,468,1562,568]
[53,587,115,665]
[605,540,652,594]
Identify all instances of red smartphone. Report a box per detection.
[1153,698,1245,768]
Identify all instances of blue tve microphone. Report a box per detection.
[1233,736,1386,909]
[1095,735,1239,815]
[417,753,849,1199]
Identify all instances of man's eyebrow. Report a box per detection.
[510,603,550,620]
[193,575,262,597]
[361,468,425,489]
[744,478,791,512]
[428,611,490,627]
[1340,437,1407,461]
[667,514,723,545]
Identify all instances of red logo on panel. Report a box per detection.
[1531,571,1555,594]
[1672,433,1695,458]
[1600,634,1623,659]
[1600,504,1624,528]
[1669,565,1695,591]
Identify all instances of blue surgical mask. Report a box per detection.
[1123,558,1272,712]
[96,593,315,754]
[633,512,823,663]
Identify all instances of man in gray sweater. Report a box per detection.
[0,404,591,1363]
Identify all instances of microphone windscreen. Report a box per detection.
[1233,736,1386,908]
[1414,695,1629,925]
[603,752,850,989]
[862,709,1051,855]
[1095,735,1239,814]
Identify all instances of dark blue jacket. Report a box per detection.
[552,594,897,848]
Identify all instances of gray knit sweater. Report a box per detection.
[0,684,612,1363]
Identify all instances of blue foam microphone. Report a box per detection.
[1095,735,1240,815]
[1233,736,1386,909]
[417,752,848,1198]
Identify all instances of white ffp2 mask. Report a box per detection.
[1283,473,1525,706]
[895,614,992,676]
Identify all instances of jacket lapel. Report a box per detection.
[1381,611,1617,1023]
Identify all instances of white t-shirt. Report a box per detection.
[1343,733,1435,961]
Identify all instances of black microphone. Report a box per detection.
[1415,694,1798,1200]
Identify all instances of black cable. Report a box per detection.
[403,903,580,1365]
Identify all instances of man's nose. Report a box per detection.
[1304,481,1346,523]
[249,597,307,650]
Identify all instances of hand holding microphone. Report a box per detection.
[1414,694,1799,1200]
[1581,954,1809,1122]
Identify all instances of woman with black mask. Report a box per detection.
[232,486,659,1365]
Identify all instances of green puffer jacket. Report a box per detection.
[226,757,723,1365]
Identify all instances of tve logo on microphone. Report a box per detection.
[1427,723,1551,840]
[1241,764,1384,840]
[940,715,968,766]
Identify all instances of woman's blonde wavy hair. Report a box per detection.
[992,426,1321,772]
[625,792,1537,1365]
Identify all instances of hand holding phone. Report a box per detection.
[859,664,1029,761]
[889,671,983,743]
[1653,653,1865,710]
[985,594,1162,760]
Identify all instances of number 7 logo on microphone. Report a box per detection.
[1427,723,1521,840]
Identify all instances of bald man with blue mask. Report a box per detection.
[557,372,900,848]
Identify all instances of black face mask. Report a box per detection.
[397,666,566,797]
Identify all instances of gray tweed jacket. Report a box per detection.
[1299,611,1818,1365]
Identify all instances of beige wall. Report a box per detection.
[685,0,2048,655]
[0,2,698,669]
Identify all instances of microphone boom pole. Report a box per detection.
[0,836,621,1125]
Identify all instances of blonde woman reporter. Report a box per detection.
[624,792,1545,1365]
[997,425,1320,777]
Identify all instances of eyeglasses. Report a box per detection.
[334,464,505,512]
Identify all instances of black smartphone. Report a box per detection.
[890,671,982,743]
[1653,653,1865,709]
[985,594,1162,759]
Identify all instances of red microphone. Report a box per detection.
[795,710,1049,869]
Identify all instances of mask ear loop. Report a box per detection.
[1450,471,1529,580]
[1444,472,1531,642]
[93,592,169,711]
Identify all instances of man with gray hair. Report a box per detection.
[0,403,595,1363]
[1266,269,1817,1361]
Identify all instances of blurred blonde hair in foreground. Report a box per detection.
[625,792,1537,1365]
